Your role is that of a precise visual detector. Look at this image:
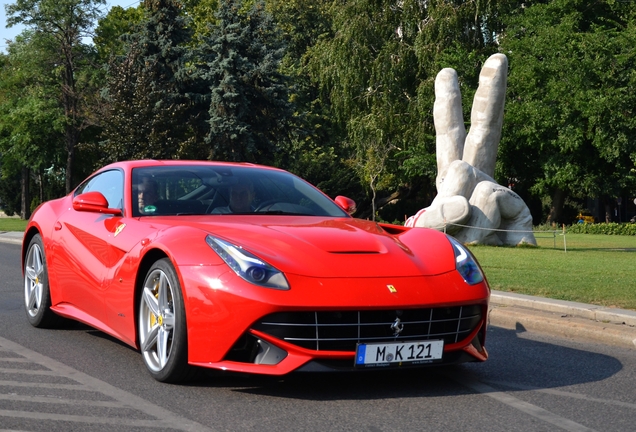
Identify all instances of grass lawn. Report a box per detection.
[1,216,634,310]
[468,233,636,311]
[0,217,27,232]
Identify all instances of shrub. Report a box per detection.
[566,222,636,236]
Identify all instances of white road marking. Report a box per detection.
[485,380,636,410]
[0,380,88,390]
[0,367,62,376]
[0,335,213,431]
[0,393,126,407]
[0,410,173,427]
[446,373,597,432]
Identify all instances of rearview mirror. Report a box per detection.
[335,196,357,215]
[72,191,122,215]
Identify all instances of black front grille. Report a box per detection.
[253,305,482,351]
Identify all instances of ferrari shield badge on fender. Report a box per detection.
[387,285,397,293]
[114,223,126,237]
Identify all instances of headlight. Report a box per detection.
[447,236,484,285]
[206,235,290,290]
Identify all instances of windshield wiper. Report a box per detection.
[256,210,312,216]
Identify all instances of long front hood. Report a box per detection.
[161,216,457,278]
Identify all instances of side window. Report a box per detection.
[75,170,124,210]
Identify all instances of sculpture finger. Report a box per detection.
[462,54,508,178]
[436,160,494,200]
[434,68,466,191]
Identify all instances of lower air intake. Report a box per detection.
[253,305,482,351]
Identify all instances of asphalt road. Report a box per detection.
[1,242,635,431]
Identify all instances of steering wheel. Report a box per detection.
[254,199,280,212]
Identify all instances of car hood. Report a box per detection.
[160,216,457,278]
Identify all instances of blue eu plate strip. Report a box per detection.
[356,345,366,365]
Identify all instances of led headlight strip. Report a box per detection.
[447,236,485,285]
[206,235,290,290]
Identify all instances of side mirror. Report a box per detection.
[73,191,122,215]
[335,196,357,215]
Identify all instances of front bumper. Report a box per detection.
[179,265,489,375]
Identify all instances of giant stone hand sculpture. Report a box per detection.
[406,54,536,246]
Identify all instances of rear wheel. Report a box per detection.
[138,258,191,383]
[23,234,61,328]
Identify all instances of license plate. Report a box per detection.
[355,340,444,367]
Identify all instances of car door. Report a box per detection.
[50,169,125,327]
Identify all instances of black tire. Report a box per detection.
[23,234,62,328]
[138,258,192,383]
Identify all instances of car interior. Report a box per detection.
[130,166,345,218]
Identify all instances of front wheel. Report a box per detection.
[138,258,191,383]
[23,234,61,328]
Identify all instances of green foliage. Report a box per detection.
[567,223,636,236]
[280,141,362,202]
[5,0,107,193]
[0,163,22,216]
[3,0,636,224]
[266,0,330,63]
[100,0,200,162]
[307,0,428,209]
[201,0,293,163]
[499,0,636,222]
[305,0,507,215]
[5,0,106,35]
[0,33,71,211]
[182,0,220,43]
[94,5,144,62]
[265,0,359,201]
[0,35,65,168]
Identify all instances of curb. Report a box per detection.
[490,290,636,327]
[0,232,23,245]
[489,290,636,350]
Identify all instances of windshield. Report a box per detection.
[131,165,349,218]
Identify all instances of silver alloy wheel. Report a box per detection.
[24,242,44,318]
[139,268,176,372]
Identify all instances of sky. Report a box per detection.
[1,0,141,53]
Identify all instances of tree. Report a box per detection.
[100,0,200,162]
[0,162,22,216]
[349,116,395,221]
[6,0,106,194]
[93,4,144,62]
[305,0,507,217]
[0,34,67,218]
[260,0,361,203]
[200,0,293,163]
[181,0,219,43]
[499,0,636,223]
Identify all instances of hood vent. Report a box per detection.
[329,251,380,254]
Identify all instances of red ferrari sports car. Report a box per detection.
[23,160,489,382]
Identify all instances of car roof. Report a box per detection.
[100,160,279,171]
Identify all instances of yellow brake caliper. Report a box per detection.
[150,280,160,327]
